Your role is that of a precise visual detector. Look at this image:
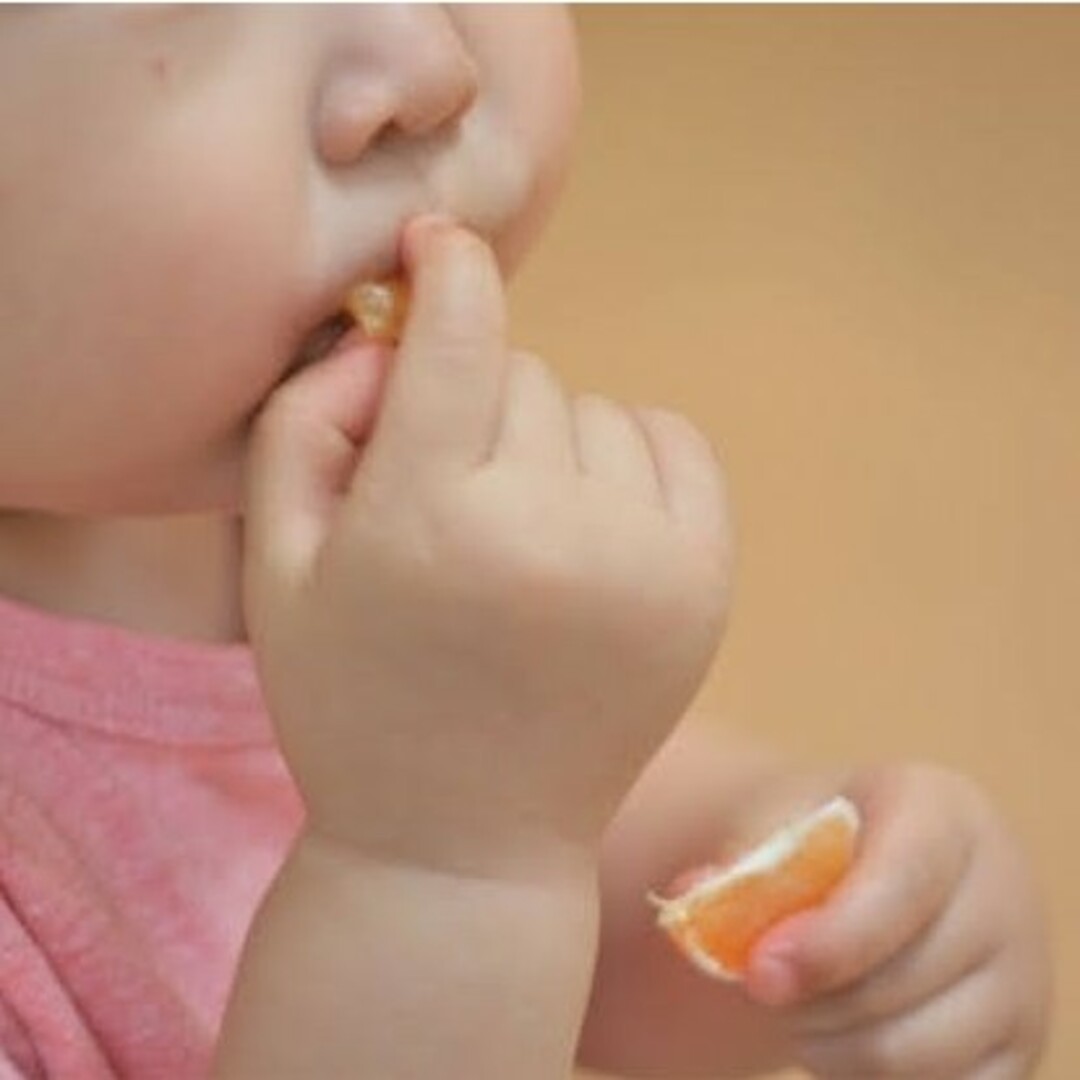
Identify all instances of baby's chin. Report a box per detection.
[121,454,249,518]
[4,447,250,519]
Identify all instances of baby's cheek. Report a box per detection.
[456,6,580,273]
[0,11,314,511]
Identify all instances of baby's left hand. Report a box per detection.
[745,764,1051,1079]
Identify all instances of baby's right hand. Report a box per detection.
[243,219,732,877]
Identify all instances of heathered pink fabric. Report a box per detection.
[0,593,305,1078]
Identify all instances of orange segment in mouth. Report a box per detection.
[345,278,410,344]
[649,796,860,981]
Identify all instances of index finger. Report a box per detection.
[746,768,976,1004]
[360,217,508,483]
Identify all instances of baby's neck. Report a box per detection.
[0,512,245,644]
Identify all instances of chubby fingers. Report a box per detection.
[248,214,506,577]
[795,963,1019,1078]
[745,766,976,1008]
[359,216,508,486]
[789,870,992,1039]
[494,358,728,533]
[634,406,731,549]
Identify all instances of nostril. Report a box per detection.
[314,73,396,168]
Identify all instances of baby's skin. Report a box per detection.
[0,8,1050,1078]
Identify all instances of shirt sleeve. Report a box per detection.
[0,773,211,1079]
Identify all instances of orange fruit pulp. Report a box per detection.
[649,795,860,981]
[345,278,411,345]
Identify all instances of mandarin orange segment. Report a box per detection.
[650,796,860,981]
[345,278,411,344]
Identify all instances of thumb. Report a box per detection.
[244,342,392,581]
[744,909,821,1007]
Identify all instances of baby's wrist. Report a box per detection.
[294,819,601,893]
[227,824,601,1077]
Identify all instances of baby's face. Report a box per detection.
[0,5,578,512]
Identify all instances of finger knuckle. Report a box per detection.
[575,391,622,419]
[898,853,949,919]
[810,976,894,1032]
[639,408,731,521]
[419,321,486,364]
[853,980,901,1028]
[422,221,487,274]
[446,224,490,262]
[251,389,329,467]
[858,1028,905,1075]
[436,481,576,594]
[686,496,734,577]
[641,405,719,457]
[811,1023,904,1076]
[509,348,546,377]
[799,947,851,997]
[511,349,565,399]
[252,386,304,443]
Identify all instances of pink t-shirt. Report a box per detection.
[0,593,305,1078]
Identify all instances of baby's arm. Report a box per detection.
[217,219,730,1078]
[215,833,597,1078]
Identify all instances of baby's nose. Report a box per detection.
[313,7,479,169]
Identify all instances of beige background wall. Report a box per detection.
[511,8,1079,1079]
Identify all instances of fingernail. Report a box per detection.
[401,212,457,266]
[746,951,799,1006]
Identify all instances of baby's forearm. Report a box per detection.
[214,831,599,1079]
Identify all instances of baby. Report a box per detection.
[0,7,1050,1079]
